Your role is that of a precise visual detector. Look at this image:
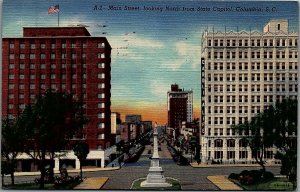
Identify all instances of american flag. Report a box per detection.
[48,4,59,14]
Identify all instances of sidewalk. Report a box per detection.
[191,162,281,168]
[74,177,109,189]
[12,167,120,177]
[207,175,242,190]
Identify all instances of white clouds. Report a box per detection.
[108,34,164,60]
[161,41,201,71]
[150,80,170,100]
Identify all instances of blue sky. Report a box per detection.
[3,0,298,123]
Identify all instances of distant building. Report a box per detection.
[167,84,193,136]
[111,112,122,144]
[121,122,138,142]
[125,114,142,123]
[200,19,298,164]
[2,26,113,170]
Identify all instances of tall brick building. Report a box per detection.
[167,84,193,137]
[2,27,113,169]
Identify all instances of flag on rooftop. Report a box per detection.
[48,4,59,14]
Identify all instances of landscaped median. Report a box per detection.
[207,175,242,190]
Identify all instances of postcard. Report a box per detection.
[1,0,298,190]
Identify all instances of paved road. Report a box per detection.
[4,142,281,190]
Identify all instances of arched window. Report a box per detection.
[214,139,223,147]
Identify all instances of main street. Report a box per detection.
[5,140,280,190]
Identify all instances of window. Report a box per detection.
[98,83,105,89]
[9,94,14,99]
[30,84,35,89]
[72,54,76,59]
[98,103,105,108]
[98,93,105,99]
[51,53,55,59]
[277,24,281,30]
[19,74,24,79]
[40,54,46,59]
[98,63,105,68]
[19,84,24,89]
[9,64,14,69]
[98,42,105,48]
[227,139,235,147]
[19,54,25,59]
[51,44,56,49]
[98,113,105,119]
[30,44,35,49]
[9,74,14,79]
[98,53,105,59]
[20,43,25,49]
[97,133,104,139]
[30,64,35,69]
[8,104,14,109]
[62,53,66,59]
[41,44,46,49]
[9,84,14,89]
[51,74,56,79]
[98,123,104,129]
[98,73,105,79]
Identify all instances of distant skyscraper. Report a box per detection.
[125,114,142,123]
[200,19,298,164]
[167,84,193,129]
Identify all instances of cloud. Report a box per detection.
[150,80,170,99]
[161,41,201,71]
[108,34,164,60]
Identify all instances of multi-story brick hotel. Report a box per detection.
[2,27,114,170]
[200,19,298,164]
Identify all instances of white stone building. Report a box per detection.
[200,19,298,164]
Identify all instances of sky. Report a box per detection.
[2,0,298,124]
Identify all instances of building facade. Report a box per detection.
[111,112,122,144]
[200,19,298,164]
[2,27,113,169]
[167,84,193,135]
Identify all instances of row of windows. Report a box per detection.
[208,81,298,93]
[207,92,296,104]
[9,53,106,60]
[207,50,298,59]
[207,73,298,82]
[207,38,298,47]
[8,101,106,111]
[8,83,106,93]
[207,62,298,70]
[8,73,105,80]
[208,151,273,160]
[9,63,105,70]
[9,42,106,49]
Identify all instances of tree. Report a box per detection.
[273,98,297,189]
[233,98,297,181]
[73,142,89,181]
[20,90,87,189]
[1,117,25,185]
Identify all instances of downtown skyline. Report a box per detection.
[2,0,298,124]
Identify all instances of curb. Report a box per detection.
[190,163,281,168]
[12,167,120,177]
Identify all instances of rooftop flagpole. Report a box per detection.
[48,4,60,26]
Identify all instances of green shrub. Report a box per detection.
[228,173,239,180]
[263,171,274,180]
